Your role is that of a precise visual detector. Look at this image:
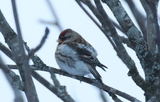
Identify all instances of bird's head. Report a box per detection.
[57,29,81,44]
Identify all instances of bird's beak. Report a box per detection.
[57,39,63,43]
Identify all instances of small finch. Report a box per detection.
[55,29,107,83]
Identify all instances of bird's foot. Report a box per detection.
[78,76,85,83]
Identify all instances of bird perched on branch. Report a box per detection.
[55,29,107,83]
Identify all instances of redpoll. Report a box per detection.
[55,29,107,83]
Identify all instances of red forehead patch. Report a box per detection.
[60,29,71,36]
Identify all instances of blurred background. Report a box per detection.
[1,0,159,102]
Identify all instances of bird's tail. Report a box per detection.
[94,58,108,71]
[88,66,103,83]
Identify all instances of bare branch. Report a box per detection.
[11,0,39,101]
[0,42,14,60]
[102,0,158,84]
[76,0,119,55]
[125,0,147,41]
[1,0,160,101]
[101,0,160,100]
[83,0,146,92]
[39,19,57,25]
[50,72,60,87]
[0,42,25,94]
[43,67,142,102]
[32,71,75,102]
[119,36,134,50]
[2,70,24,102]
[0,58,24,90]
[45,0,63,31]
[111,20,125,33]
[99,89,108,102]
[8,64,141,102]
[24,42,75,101]
[24,40,60,86]
[140,0,160,53]
[28,27,49,58]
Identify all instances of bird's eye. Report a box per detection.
[60,35,71,41]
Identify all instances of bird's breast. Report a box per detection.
[56,44,76,55]
[55,44,90,76]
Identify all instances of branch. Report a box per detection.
[28,27,49,58]
[0,42,14,60]
[42,67,142,102]
[101,0,160,100]
[101,0,159,84]
[2,70,24,102]
[11,0,39,102]
[0,35,74,101]
[24,43,75,101]
[50,71,60,87]
[111,19,125,33]
[76,0,119,56]
[140,0,160,54]
[0,59,24,90]
[9,64,141,102]
[39,20,57,25]
[0,8,74,102]
[0,43,25,92]
[99,89,108,102]
[32,71,75,102]
[125,0,147,41]
[45,0,63,31]
[119,36,134,50]
[81,0,146,92]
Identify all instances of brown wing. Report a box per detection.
[67,42,107,83]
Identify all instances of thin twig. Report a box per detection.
[111,19,125,33]
[32,71,75,102]
[40,0,64,88]
[2,71,24,102]
[140,0,159,53]
[28,27,49,58]
[11,0,22,36]
[102,0,160,100]
[75,0,119,54]
[84,0,146,91]
[125,0,147,40]
[8,64,141,102]
[0,58,24,90]
[50,72,60,87]
[141,0,160,67]
[51,67,141,102]
[99,89,108,102]
[24,42,75,101]
[11,0,39,102]
[46,0,63,31]
[0,42,14,60]
[119,36,134,50]
[39,20,57,25]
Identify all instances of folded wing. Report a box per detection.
[68,42,107,83]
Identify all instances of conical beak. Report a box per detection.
[57,39,63,43]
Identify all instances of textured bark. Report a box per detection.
[0,10,39,102]
[1,0,160,102]
[101,0,160,101]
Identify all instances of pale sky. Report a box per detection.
[1,0,159,102]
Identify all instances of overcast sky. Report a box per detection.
[0,0,159,102]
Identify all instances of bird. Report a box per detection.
[55,29,107,83]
